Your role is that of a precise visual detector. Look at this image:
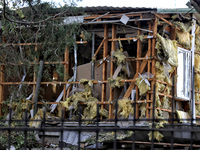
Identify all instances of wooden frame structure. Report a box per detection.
[0,9,198,122]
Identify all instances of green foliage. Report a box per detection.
[0,3,86,149]
[0,1,85,105]
[0,131,40,149]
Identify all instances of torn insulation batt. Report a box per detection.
[112,50,126,65]
[108,77,125,88]
[118,98,133,118]
[60,79,108,121]
[155,34,178,67]
[173,21,192,49]
[135,77,150,96]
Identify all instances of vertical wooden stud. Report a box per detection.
[63,46,69,101]
[150,16,158,118]
[101,24,108,109]
[135,18,142,119]
[146,21,152,119]
[109,24,116,119]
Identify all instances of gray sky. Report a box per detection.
[50,0,189,8]
[75,0,189,8]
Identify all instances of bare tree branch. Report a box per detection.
[3,0,71,25]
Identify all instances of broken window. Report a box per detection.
[177,47,191,100]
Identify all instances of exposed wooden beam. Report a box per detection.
[146,21,152,119]
[109,24,116,119]
[154,13,180,30]
[149,16,158,118]
[101,24,108,110]
[63,46,70,102]
[93,38,106,58]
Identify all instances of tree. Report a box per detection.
[0,1,84,148]
[1,0,82,102]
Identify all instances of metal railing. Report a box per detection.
[0,79,199,150]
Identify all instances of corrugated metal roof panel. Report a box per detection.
[157,8,197,13]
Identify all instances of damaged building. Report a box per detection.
[1,6,200,149]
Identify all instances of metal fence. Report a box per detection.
[0,81,200,150]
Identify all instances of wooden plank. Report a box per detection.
[93,38,106,57]
[109,24,116,119]
[154,13,180,30]
[170,26,176,40]
[0,43,40,46]
[84,13,144,20]
[0,61,69,66]
[126,57,154,61]
[0,79,137,85]
[108,36,154,42]
[0,41,86,46]
[150,16,158,118]
[63,46,69,102]
[146,21,152,119]
[135,19,142,119]
[119,141,200,148]
[112,64,122,79]
[101,24,108,109]
[97,55,109,67]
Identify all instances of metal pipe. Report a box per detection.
[73,34,77,89]
[91,32,95,80]
[191,15,196,124]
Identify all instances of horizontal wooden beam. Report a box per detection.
[0,61,68,66]
[84,11,153,20]
[0,41,87,47]
[0,79,136,85]
[108,36,154,42]
[119,141,200,148]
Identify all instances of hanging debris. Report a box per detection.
[155,34,178,67]
[176,30,192,49]
[139,103,146,119]
[118,98,133,118]
[135,73,152,96]
[148,110,168,142]
[83,101,108,120]
[173,21,193,32]
[108,77,125,88]
[60,78,108,122]
[112,50,126,65]
[172,21,193,49]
